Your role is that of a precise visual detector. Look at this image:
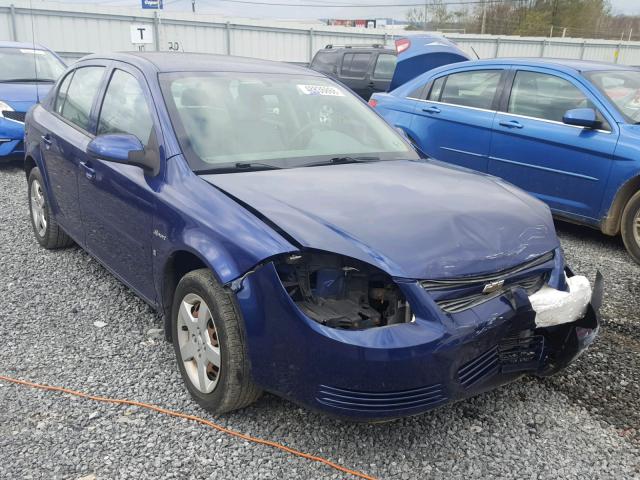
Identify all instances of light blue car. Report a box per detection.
[372,46,640,264]
[0,41,65,160]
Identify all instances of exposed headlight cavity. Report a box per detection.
[275,251,412,330]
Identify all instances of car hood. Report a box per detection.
[202,160,559,280]
[389,35,471,91]
[0,82,53,111]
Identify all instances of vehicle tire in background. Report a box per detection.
[621,190,640,265]
[171,268,262,414]
[28,167,74,249]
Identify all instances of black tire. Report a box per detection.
[621,189,640,265]
[27,167,73,249]
[171,268,261,414]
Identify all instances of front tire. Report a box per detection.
[28,167,73,249]
[171,269,261,414]
[621,190,640,264]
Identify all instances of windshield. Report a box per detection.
[0,47,66,82]
[160,72,416,172]
[585,69,640,123]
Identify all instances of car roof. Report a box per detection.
[80,52,323,76]
[452,57,637,73]
[0,40,50,51]
[317,45,395,54]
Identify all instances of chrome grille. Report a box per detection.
[422,252,554,314]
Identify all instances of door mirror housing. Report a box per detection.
[87,133,159,175]
[562,108,601,129]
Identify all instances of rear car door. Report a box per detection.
[489,68,619,220]
[77,64,160,303]
[369,52,396,96]
[338,51,374,99]
[37,64,107,241]
[408,68,504,172]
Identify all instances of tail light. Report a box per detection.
[395,38,411,54]
[368,98,378,107]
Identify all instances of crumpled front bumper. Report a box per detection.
[236,262,602,421]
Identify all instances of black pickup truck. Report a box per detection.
[309,44,397,100]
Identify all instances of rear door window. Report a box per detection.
[439,70,501,110]
[58,66,105,131]
[341,53,372,78]
[372,54,396,80]
[97,69,154,146]
[54,71,74,115]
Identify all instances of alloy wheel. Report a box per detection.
[177,293,221,393]
[634,207,640,249]
[30,179,47,237]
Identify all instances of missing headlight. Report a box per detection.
[274,251,411,330]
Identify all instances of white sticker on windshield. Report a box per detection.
[19,49,45,55]
[297,85,344,97]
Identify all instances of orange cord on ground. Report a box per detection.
[0,374,377,480]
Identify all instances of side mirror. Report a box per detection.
[87,133,159,175]
[562,108,601,129]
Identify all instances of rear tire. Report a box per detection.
[171,268,261,414]
[28,167,73,249]
[621,190,640,265]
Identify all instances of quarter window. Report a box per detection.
[440,70,501,110]
[58,66,105,131]
[427,76,446,101]
[508,71,601,124]
[98,69,154,146]
[341,53,371,78]
[54,71,74,115]
[372,54,396,80]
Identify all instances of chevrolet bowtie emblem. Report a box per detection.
[482,279,505,294]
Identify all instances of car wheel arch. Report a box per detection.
[24,155,36,179]
[601,174,640,236]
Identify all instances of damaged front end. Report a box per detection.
[229,247,601,420]
[273,251,413,330]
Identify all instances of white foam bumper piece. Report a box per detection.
[529,275,592,328]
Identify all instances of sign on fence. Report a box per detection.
[141,0,163,9]
[130,24,153,45]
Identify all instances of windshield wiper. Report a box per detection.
[304,156,381,167]
[0,78,56,83]
[195,161,284,175]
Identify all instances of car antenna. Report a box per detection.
[470,45,480,60]
[29,0,40,103]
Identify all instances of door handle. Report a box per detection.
[422,106,441,114]
[499,120,524,129]
[79,161,96,180]
[41,134,52,149]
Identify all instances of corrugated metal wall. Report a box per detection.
[2,0,640,65]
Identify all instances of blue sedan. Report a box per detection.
[371,57,640,264]
[0,41,65,160]
[24,52,600,420]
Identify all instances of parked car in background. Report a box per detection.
[24,52,600,420]
[309,36,470,101]
[309,44,397,100]
[372,57,640,264]
[0,41,65,161]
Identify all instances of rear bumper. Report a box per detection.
[237,263,601,421]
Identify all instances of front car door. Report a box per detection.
[408,68,505,172]
[77,64,162,303]
[489,68,619,221]
[37,64,107,242]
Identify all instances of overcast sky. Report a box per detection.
[65,0,640,21]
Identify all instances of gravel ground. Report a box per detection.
[1,161,639,480]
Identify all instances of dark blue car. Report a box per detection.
[372,55,640,264]
[0,41,65,160]
[24,52,601,420]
